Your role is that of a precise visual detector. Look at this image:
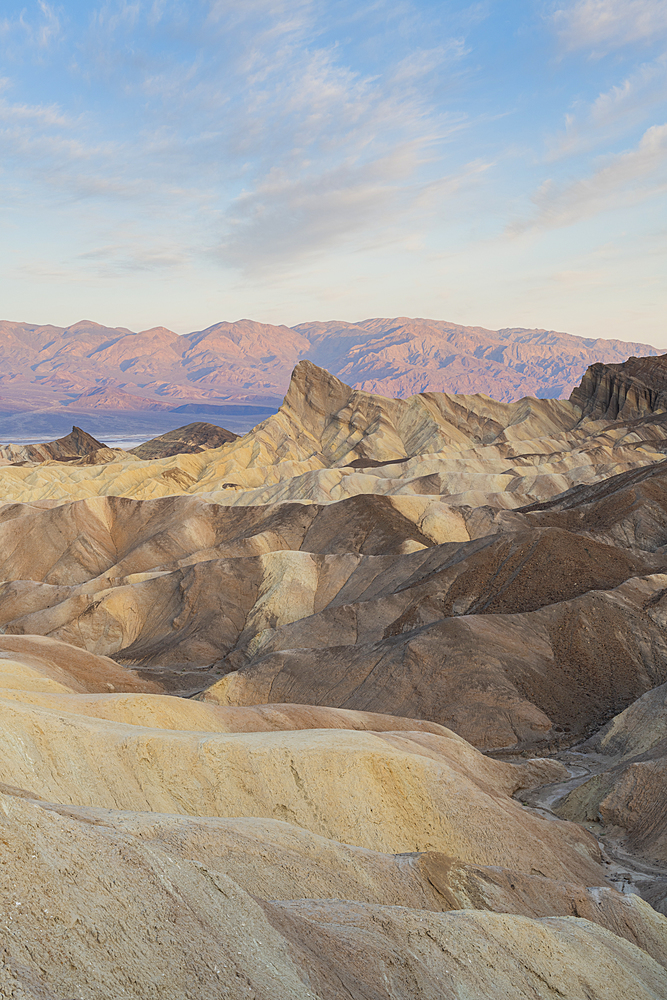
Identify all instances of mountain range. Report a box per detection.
[0,317,659,442]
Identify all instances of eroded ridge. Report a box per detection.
[1,357,667,997]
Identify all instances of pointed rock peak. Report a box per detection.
[285,360,352,407]
[278,361,356,436]
[56,426,107,455]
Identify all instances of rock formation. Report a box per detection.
[0,355,665,995]
[130,421,238,459]
[0,425,109,465]
[570,353,667,420]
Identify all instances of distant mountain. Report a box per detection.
[0,318,658,425]
[294,318,661,401]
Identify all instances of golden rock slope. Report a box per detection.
[1,360,667,508]
[1,358,667,995]
[0,643,665,998]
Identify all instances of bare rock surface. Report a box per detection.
[558,683,667,868]
[1,788,665,998]
[1,356,667,993]
[130,421,238,459]
[0,633,158,693]
[571,353,667,420]
[205,573,667,748]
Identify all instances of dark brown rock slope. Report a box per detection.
[559,682,667,871]
[0,425,108,465]
[130,421,238,459]
[570,353,667,420]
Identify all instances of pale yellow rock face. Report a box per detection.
[0,695,590,874]
[1,790,666,1000]
[0,362,664,509]
[0,635,665,999]
[1,360,667,996]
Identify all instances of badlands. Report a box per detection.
[1,354,667,996]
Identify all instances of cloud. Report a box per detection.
[553,0,667,54]
[512,122,667,232]
[546,53,667,158]
[0,97,73,128]
[215,151,415,273]
[0,1,62,51]
[76,242,188,273]
[588,58,667,127]
[0,0,482,283]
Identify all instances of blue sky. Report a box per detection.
[1,1,666,344]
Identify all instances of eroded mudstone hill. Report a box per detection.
[130,421,238,459]
[1,356,667,996]
[1,404,667,744]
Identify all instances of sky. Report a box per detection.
[0,0,666,344]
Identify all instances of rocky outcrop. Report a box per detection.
[558,682,667,870]
[570,354,667,420]
[130,421,238,459]
[0,425,108,465]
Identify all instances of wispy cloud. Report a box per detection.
[552,0,667,54]
[547,53,667,157]
[216,149,417,273]
[512,121,667,231]
[0,1,63,51]
[0,97,72,128]
[21,0,471,276]
[76,241,188,273]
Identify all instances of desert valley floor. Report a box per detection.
[1,355,667,997]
